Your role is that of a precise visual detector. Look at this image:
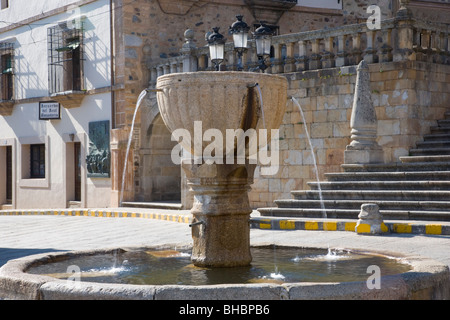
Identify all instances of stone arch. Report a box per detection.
[137,96,181,202]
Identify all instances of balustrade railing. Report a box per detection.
[149,15,450,86]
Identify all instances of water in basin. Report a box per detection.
[28,247,411,285]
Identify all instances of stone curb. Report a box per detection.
[0,209,191,224]
[250,216,450,236]
[1,209,449,235]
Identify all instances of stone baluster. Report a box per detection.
[170,61,178,74]
[296,40,308,71]
[442,32,450,65]
[163,63,170,75]
[177,60,183,73]
[227,49,236,71]
[198,54,207,71]
[272,43,283,74]
[309,38,322,70]
[364,30,377,63]
[150,67,157,85]
[157,65,164,78]
[336,34,348,67]
[379,28,393,62]
[321,36,335,68]
[351,33,362,65]
[181,29,198,72]
[284,42,296,73]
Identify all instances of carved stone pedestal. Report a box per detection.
[182,160,256,268]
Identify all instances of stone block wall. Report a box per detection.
[248,61,450,209]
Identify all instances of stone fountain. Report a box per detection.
[156,71,287,267]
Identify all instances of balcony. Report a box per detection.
[0,99,14,116]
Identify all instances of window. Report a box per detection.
[0,42,14,101]
[1,0,9,10]
[48,23,84,94]
[30,144,45,178]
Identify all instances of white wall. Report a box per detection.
[0,0,112,209]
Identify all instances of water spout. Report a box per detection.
[291,97,327,218]
[119,89,148,207]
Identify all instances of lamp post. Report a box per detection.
[253,23,274,72]
[207,27,226,71]
[229,15,250,71]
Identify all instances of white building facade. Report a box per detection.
[0,0,113,209]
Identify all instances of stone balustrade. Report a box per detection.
[149,16,450,86]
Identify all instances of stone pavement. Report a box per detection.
[1,208,450,272]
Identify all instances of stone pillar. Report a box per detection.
[344,60,384,164]
[182,161,256,268]
[393,0,415,62]
[181,29,198,72]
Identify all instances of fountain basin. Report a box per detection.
[0,244,448,300]
[156,71,287,157]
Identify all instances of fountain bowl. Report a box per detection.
[156,71,288,157]
[0,244,449,300]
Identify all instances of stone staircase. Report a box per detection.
[258,112,450,222]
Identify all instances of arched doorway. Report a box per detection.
[139,113,181,202]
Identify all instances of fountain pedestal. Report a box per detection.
[183,161,256,267]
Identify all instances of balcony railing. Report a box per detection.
[149,14,450,86]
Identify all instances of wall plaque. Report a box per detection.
[86,120,110,178]
[39,101,61,120]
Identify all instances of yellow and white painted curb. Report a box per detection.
[250,217,450,236]
[0,209,192,224]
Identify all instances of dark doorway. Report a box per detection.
[6,145,12,203]
[74,142,81,201]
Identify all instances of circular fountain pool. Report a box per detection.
[0,245,448,300]
[27,247,411,286]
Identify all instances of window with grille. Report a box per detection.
[0,0,9,10]
[30,144,45,178]
[0,42,14,101]
[47,22,84,94]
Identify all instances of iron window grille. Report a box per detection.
[0,42,14,101]
[47,22,85,95]
[30,144,45,178]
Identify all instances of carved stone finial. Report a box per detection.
[344,60,384,164]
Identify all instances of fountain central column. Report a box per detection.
[183,161,256,267]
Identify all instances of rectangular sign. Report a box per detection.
[39,101,61,120]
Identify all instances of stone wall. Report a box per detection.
[248,60,450,209]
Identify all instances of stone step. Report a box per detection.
[307,180,450,191]
[416,140,450,149]
[430,126,450,134]
[324,170,450,181]
[409,147,450,156]
[437,119,450,127]
[291,189,450,201]
[399,155,450,163]
[121,201,183,210]
[341,162,450,172]
[257,207,450,221]
[423,133,450,141]
[275,199,450,211]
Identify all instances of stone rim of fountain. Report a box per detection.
[0,244,448,300]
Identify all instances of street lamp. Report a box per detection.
[207,27,226,71]
[229,15,250,71]
[253,23,274,71]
